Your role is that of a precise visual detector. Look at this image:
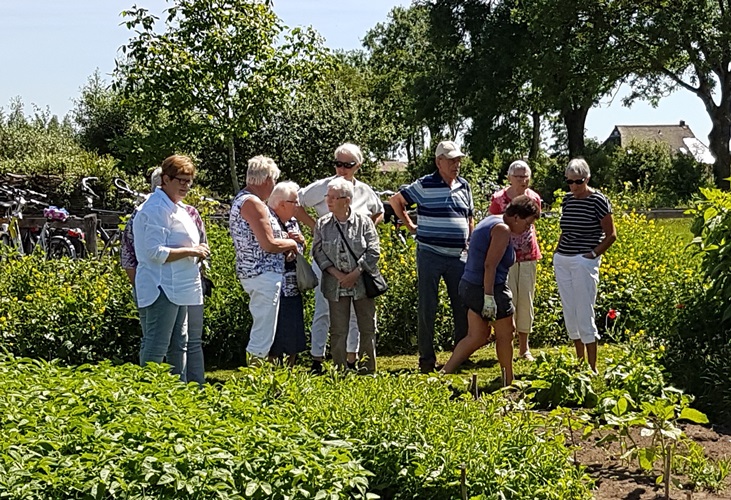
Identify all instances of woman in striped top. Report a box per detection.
[553,158,616,372]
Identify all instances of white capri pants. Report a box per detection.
[310,259,360,358]
[553,253,601,344]
[507,260,538,334]
[240,271,283,359]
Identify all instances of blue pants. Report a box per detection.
[416,247,468,367]
[139,288,189,382]
[186,304,205,385]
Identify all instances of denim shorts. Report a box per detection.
[458,280,514,320]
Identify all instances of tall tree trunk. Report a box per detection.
[562,105,589,159]
[700,82,731,189]
[530,112,541,160]
[708,112,731,190]
[228,135,240,193]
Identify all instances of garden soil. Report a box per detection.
[576,424,731,499]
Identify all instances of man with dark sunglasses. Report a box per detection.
[296,143,384,373]
[390,140,474,373]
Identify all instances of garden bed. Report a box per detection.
[580,424,731,499]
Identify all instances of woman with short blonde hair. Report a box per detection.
[230,156,298,362]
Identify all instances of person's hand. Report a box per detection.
[482,294,497,320]
[405,222,417,234]
[191,243,210,260]
[339,268,361,288]
[284,250,297,262]
[288,231,305,244]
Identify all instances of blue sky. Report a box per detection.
[0,0,713,145]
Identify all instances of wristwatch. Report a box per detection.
[590,250,597,258]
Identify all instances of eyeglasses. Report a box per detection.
[171,176,194,186]
[565,178,586,185]
[284,199,299,206]
[333,160,357,169]
[325,195,348,201]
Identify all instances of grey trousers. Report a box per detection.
[329,296,377,372]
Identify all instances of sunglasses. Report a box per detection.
[333,160,357,169]
[171,176,194,186]
[565,178,586,185]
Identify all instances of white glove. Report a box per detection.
[482,294,497,320]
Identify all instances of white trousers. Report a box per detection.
[553,253,601,344]
[507,260,538,334]
[240,271,282,359]
[310,259,360,358]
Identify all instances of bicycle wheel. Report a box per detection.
[47,236,77,260]
[99,230,121,259]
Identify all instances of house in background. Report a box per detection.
[603,120,715,164]
[377,160,408,174]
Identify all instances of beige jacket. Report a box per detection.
[313,210,380,301]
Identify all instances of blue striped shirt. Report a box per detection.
[400,172,474,257]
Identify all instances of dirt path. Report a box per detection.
[576,424,731,499]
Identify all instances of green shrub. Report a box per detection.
[0,209,701,369]
[598,140,713,209]
[525,349,597,408]
[0,355,594,499]
[0,252,139,364]
[658,187,731,424]
[201,223,252,367]
[531,212,700,346]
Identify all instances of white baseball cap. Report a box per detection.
[435,140,465,159]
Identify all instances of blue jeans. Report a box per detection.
[186,304,205,385]
[417,247,468,367]
[139,288,189,382]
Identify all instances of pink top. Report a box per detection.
[488,187,542,262]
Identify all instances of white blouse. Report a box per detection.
[133,187,203,308]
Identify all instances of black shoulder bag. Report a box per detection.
[333,220,388,298]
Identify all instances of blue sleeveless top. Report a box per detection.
[462,215,515,286]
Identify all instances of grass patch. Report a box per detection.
[208,343,627,394]
[654,217,693,244]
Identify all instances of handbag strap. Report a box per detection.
[333,217,364,263]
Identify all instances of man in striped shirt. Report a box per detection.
[390,141,474,373]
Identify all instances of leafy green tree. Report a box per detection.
[620,0,731,189]
[428,0,638,159]
[363,5,466,165]
[115,0,330,192]
[427,0,537,161]
[195,54,385,193]
[72,70,133,163]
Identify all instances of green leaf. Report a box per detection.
[245,482,258,496]
[637,448,655,470]
[679,407,709,424]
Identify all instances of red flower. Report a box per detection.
[675,303,685,309]
[607,309,617,320]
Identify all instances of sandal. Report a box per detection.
[519,351,535,362]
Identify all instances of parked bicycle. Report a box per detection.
[40,206,83,259]
[81,177,133,258]
[0,184,51,256]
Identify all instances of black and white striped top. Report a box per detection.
[556,191,612,255]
